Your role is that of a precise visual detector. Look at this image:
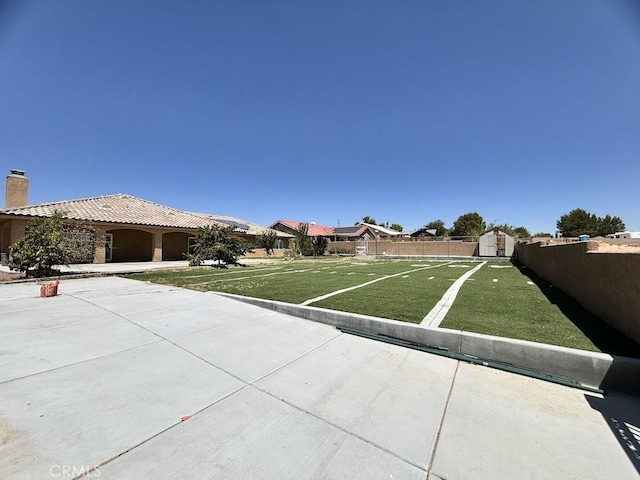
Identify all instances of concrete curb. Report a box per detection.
[216,292,640,395]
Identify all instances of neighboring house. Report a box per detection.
[332,224,377,241]
[0,170,288,264]
[268,220,334,238]
[408,227,438,238]
[606,231,640,239]
[269,220,403,241]
[359,223,404,238]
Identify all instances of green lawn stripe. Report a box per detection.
[300,262,452,306]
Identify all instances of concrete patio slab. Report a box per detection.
[169,307,343,382]
[428,362,640,479]
[255,332,458,470]
[0,276,638,480]
[96,386,426,480]
[0,302,159,383]
[0,341,244,480]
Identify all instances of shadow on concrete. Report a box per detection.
[586,392,640,476]
[514,262,640,358]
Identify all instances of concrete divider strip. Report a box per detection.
[421,261,487,327]
[214,291,640,394]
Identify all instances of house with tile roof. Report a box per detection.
[408,227,439,238]
[268,220,335,238]
[0,170,289,264]
[269,220,403,241]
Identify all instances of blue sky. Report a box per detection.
[2,1,639,234]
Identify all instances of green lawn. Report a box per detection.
[311,264,465,323]
[439,263,639,355]
[125,258,639,356]
[129,258,459,305]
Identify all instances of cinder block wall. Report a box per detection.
[516,241,640,345]
[366,240,478,256]
[327,241,356,254]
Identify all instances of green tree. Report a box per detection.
[596,215,625,237]
[312,236,329,256]
[533,232,553,237]
[356,216,377,225]
[425,220,447,236]
[511,226,531,238]
[556,209,600,237]
[256,230,278,255]
[389,223,403,232]
[60,222,96,263]
[8,212,96,277]
[489,224,530,238]
[186,225,252,267]
[294,223,314,256]
[450,212,486,237]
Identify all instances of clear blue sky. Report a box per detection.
[2,1,639,234]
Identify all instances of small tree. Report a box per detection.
[426,220,447,236]
[294,223,313,256]
[7,211,94,276]
[60,222,96,263]
[9,213,65,277]
[186,225,252,267]
[312,236,329,256]
[389,223,403,232]
[256,231,278,255]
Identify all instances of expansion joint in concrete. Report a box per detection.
[426,360,460,476]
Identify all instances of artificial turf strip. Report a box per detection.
[310,265,466,323]
[126,259,447,305]
[438,263,612,353]
[439,264,592,349]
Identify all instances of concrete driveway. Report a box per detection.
[0,277,638,479]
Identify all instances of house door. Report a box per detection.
[105,233,113,262]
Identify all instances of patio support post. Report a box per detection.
[152,231,163,262]
[93,227,106,264]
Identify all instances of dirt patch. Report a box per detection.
[0,271,24,282]
[592,241,640,254]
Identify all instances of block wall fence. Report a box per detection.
[515,240,640,345]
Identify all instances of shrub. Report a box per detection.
[256,231,278,255]
[185,225,253,267]
[8,212,95,277]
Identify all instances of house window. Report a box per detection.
[188,236,196,254]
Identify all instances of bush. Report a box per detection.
[256,231,278,255]
[8,212,96,277]
[185,225,253,267]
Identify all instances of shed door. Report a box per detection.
[484,234,497,256]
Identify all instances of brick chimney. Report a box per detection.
[5,169,28,209]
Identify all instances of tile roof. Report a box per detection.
[0,194,284,235]
[270,220,335,237]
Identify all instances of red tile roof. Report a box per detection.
[271,220,335,237]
